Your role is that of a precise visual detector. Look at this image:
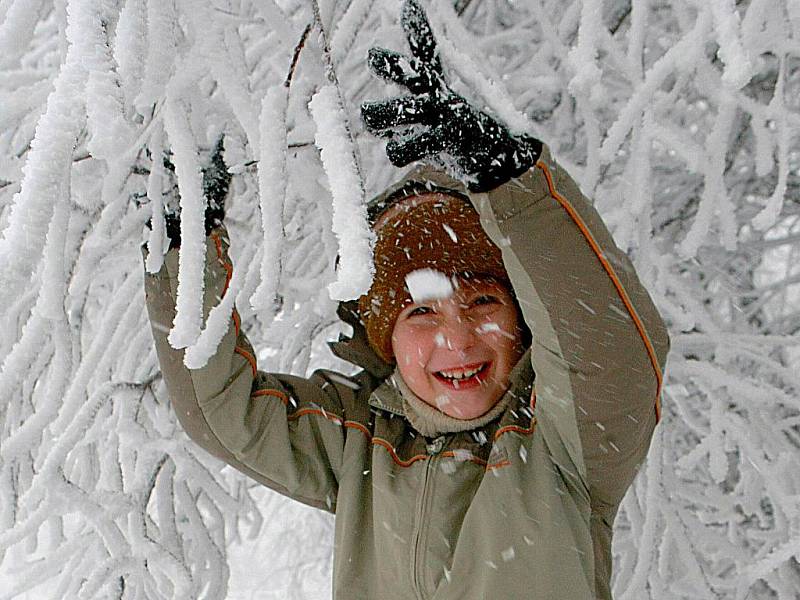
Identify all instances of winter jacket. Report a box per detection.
[143,145,670,600]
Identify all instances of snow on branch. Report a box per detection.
[566,0,604,97]
[0,0,46,70]
[135,0,177,113]
[429,2,534,136]
[330,0,377,65]
[114,0,147,107]
[144,125,168,274]
[84,3,134,164]
[709,0,754,89]
[162,93,206,349]
[309,85,374,300]
[250,85,289,311]
[0,56,85,307]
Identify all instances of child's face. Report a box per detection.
[391,278,525,420]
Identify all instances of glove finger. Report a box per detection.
[368,48,414,85]
[401,0,443,76]
[361,96,437,131]
[368,47,443,95]
[386,126,447,167]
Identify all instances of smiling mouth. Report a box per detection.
[433,362,491,389]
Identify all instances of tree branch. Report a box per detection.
[285,22,313,88]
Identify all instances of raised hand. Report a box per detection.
[361,0,541,192]
[161,137,231,249]
[201,136,229,233]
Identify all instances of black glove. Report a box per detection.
[162,137,231,249]
[361,0,541,192]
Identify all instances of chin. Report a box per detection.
[435,390,502,420]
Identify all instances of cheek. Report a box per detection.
[392,326,432,369]
[392,330,436,398]
[484,313,524,358]
[477,312,518,339]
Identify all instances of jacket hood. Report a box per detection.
[328,300,394,379]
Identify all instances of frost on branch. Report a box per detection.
[309,84,374,301]
[144,125,168,274]
[250,84,289,312]
[162,94,206,350]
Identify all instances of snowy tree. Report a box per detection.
[0,0,799,598]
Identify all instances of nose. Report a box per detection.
[439,316,477,352]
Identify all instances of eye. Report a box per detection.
[472,294,499,307]
[407,306,433,317]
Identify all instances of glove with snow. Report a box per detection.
[162,137,230,250]
[361,0,542,193]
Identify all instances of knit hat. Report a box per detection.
[358,189,510,363]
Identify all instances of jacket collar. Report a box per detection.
[369,376,407,416]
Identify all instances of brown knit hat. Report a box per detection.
[358,191,509,363]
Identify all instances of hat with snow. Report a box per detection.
[358,179,510,363]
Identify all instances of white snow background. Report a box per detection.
[1,0,800,598]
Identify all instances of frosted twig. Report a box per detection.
[250,85,289,311]
[286,22,313,87]
[330,0,376,65]
[752,58,788,231]
[0,0,46,70]
[709,0,753,89]
[0,61,85,304]
[566,0,603,98]
[135,0,177,114]
[162,93,206,349]
[429,2,534,136]
[679,97,737,258]
[309,86,374,300]
[144,124,167,273]
[310,0,364,183]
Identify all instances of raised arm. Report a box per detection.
[471,146,670,509]
[143,228,354,512]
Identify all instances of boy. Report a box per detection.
[144,3,669,598]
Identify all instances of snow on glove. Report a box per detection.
[361,0,542,193]
[162,137,231,249]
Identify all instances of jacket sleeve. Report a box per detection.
[469,145,671,511]
[142,227,350,513]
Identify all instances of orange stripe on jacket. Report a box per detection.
[234,346,257,378]
[495,389,537,440]
[210,233,233,296]
[232,310,241,336]
[252,388,289,405]
[536,161,663,421]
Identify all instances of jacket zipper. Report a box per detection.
[411,435,447,600]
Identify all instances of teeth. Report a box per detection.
[438,365,484,380]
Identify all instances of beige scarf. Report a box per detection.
[391,369,512,437]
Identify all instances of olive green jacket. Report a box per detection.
[143,146,670,600]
